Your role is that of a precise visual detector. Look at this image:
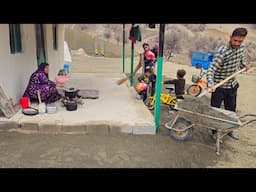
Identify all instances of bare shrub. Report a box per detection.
[80,24,91,31]
[193,34,256,63]
[245,41,256,63]
[183,24,206,32]
[198,24,206,31]
[164,25,189,54]
[104,24,122,32]
[104,30,112,39]
[193,34,225,52]
[251,24,256,29]
[114,33,121,44]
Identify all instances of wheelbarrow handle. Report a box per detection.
[199,68,246,97]
[238,114,256,126]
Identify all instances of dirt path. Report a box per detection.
[70,55,256,167]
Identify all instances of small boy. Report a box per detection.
[163,69,186,100]
[136,67,155,101]
[55,69,69,87]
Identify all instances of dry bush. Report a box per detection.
[193,34,256,63]
[80,24,91,31]
[245,41,256,63]
[193,34,225,52]
[104,24,122,32]
[104,30,112,39]
[114,33,121,44]
[164,25,189,54]
[183,24,206,32]
[250,24,256,29]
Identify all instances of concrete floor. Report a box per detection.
[0,72,155,135]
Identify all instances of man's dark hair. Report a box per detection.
[177,69,186,78]
[232,27,248,37]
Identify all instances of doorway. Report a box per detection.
[35,24,47,66]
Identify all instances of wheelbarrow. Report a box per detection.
[165,105,256,155]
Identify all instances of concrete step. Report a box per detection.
[0,73,156,135]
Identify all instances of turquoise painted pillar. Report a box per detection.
[130,24,135,86]
[122,24,125,73]
[130,41,134,86]
[155,24,165,133]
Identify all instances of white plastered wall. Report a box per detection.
[0,24,64,104]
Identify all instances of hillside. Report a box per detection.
[64,24,256,66]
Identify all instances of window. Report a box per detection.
[52,24,58,50]
[9,24,22,54]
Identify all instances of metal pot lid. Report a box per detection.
[64,87,79,92]
[22,107,39,115]
[66,100,77,104]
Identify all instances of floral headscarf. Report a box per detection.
[37,62,49,72]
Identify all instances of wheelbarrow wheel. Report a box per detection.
[167,117,193,141]
[187,84,202,97]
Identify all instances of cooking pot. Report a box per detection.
[64,87,79,98]
[65,100,77,111]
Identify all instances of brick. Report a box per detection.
[20,122,39,131]
[39,123,61,133]
[0,121,19,130]
[87,124,110,135]
[62,124,86,133]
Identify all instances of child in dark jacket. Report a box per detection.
[163,69,186,100]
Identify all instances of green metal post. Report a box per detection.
[103,33,105,57]
[93,37,96,56]
[122,24,125,73]
[155,24,165,133]
[130,41,134,86]
[130,24,135,86]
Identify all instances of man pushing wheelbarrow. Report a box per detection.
[205,27,251,140]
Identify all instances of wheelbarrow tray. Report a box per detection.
[174,106,242,131]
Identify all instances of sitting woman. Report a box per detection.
[23,62,62,104]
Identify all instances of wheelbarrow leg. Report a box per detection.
[216,131,221,155]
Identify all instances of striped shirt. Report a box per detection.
[206,43,246,89]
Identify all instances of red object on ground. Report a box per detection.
[19,97,30,109]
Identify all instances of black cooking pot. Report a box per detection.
[64,87,79,98]
[66,100,78,111]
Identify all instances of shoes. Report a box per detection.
[136,94,142,100]
[228,131,239,140]
[148,106,154,110]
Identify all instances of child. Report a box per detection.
[144,50,156,72]
[55,69,69,87]
[151,43,159,61]
[136,67,155,101]
[163,69,186,100]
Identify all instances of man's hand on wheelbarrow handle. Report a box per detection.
[198,68,246,97]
